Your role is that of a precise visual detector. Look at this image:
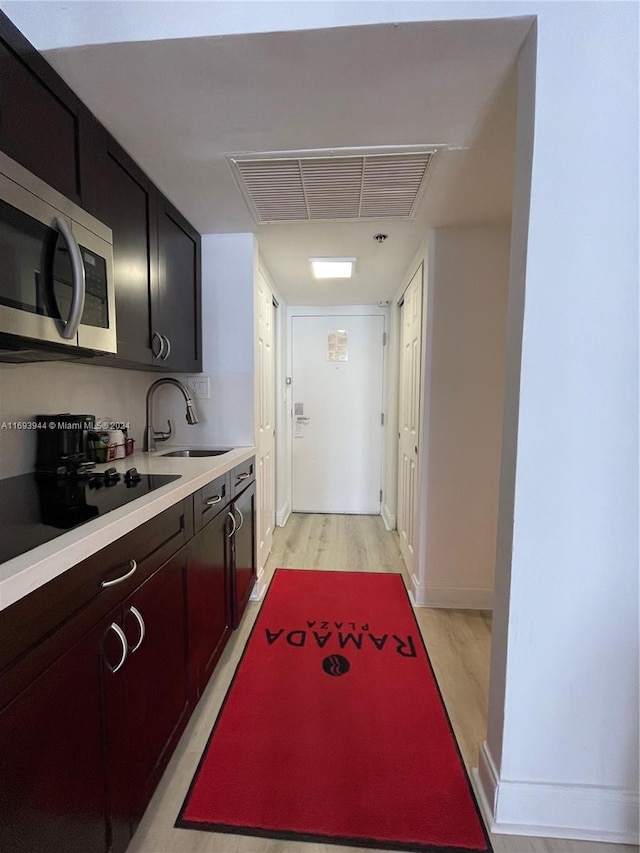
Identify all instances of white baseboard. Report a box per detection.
[416,585,494,610]
[410,570,423,605]
[249,567,266,601]
[475,741,640,845]
[381,502,395,531]
[475,740,499,824]
[276,501,291,527]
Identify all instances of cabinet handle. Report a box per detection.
[234,506,244,532]
[227,510,237,538]
[106,623,128,673]
[128,606,146,653]
[161,334,171,360]
[206,495,222,506]
[236,472,251,481]
[101,559,137,589]
[152,331,166,359]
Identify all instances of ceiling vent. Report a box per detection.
[228,148,436,224]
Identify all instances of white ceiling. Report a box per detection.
[1,3,531,305]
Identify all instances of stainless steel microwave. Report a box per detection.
[0,151,116,357]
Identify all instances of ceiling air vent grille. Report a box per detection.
[230,150,434,223]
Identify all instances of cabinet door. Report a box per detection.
[93,138,156,366]
[231,481,256,629]
[187,506,231,699]
[103,548,190,849]
[0,15,81,202]
[0,624,108,853]
[154,195,201,373]
[125,547,190,822]
[100,605,131,853]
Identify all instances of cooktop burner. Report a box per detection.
[0,469,181,565]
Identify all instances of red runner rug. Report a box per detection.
[177,569,492,852]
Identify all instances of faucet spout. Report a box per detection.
[144,378,199,452]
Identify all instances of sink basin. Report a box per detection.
[160,448,233,458]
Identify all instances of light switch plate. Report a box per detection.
[187,376,210,399]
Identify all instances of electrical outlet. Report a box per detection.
[187,376,210,399]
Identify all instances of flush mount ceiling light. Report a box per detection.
[309,257,356,279]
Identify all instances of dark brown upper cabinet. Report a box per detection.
[154,196,202,373]
[89,133,157,367]
[0,14,82,203]
[0,10,202,372]
[89,137,202,372]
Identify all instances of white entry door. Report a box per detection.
[291,314,385,514]
[396,266,423,577]
[256,270,276,574]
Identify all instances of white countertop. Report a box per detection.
[0,445,255,612]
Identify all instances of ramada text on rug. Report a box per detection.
[264,624,418,657]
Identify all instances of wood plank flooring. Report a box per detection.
[128,514,637,853]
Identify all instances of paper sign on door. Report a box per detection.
[328,330,349,361]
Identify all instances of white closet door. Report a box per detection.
[256,270,276,572]
[397,266,423,577]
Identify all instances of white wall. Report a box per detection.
[421,225,510,609]
[0,361,155,477]
[156,233,256,448]
[477,7,639,843]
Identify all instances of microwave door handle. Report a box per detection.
[54,216,85,339]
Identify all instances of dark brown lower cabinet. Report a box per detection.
[186,465,257,698]
[0,621,108,853]
[187,503,231,701]
[103,546,190,853]
[0,546,190,853]
[230,480,257,629]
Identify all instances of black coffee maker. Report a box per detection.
[35,414,95,475]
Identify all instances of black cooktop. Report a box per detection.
[0,469,181,565]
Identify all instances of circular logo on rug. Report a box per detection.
[322,654,350,676]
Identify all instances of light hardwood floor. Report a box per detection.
[128,514,637,853]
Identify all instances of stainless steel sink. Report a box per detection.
[160,448,233,458]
